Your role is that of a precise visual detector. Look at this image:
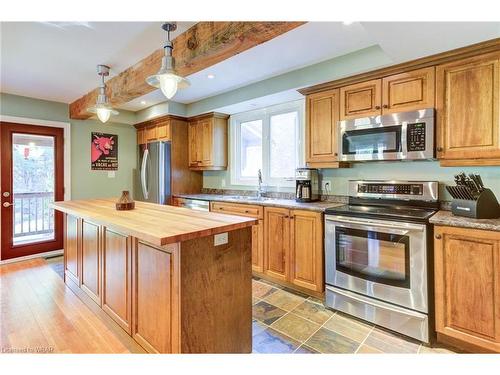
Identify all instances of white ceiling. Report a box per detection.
[1,21,499,113]
[0,21,195,103]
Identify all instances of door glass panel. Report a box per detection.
[240,120,262,177]
[12,133,55,245]
[335,227,410,288]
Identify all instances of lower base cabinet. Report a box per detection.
[80,220,101,305]
[434,225,500,353]
[102,228,132,334]
[263,207,324,293]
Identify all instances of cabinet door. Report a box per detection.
[436,52,500,161]
[136,128,146,145]
[145,125,157,142]
[306,89,340,166]
[434,226,500,352]
[156,121,171,141]
[188,121,198,166]
[264,207,290,281]
[382,67,435,114]
[132,241,180,353]
[340,79,382,119]
[289,210,323,292]
[81,220,101,306]
[252,220,264,273]
[199,118,213,166]
[64,214,80,285]
[102,228,132,334]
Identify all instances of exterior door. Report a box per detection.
[0,122,64,260]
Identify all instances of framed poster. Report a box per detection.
[91,132,118,170]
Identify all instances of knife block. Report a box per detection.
[451,189,500,219]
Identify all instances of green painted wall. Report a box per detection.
[0,93,138,199]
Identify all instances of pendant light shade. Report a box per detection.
[146,22,190,100]
[87,65,119,123]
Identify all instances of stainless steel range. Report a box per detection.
[324,180,439,343]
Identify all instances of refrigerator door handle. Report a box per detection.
[141,149,149,200]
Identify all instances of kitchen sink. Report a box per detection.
[224,195,274,201]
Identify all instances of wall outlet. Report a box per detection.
[322,179,332,193]
[214,232,228,246]
[107,171,116,178]
[221,178,226,188]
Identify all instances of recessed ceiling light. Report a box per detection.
[342,21,354,26]
[140,100,147,105]
[207,74,215,79]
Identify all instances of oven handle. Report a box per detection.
[325,215,424,233]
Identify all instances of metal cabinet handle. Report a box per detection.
[436,147,443,152]
[383,104,388,109]
[375,105,381,110]
[435,234,442,239]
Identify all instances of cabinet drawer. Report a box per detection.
[210,202,263,219]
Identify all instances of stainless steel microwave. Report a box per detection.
[339,108,435,162]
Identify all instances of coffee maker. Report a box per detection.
[295,168,320,202]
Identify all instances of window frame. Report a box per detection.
[230,100,305,188]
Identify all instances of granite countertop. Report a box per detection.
[429,210,500,232]
[174,194,344,212]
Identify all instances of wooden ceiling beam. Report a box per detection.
[69,21,306,120]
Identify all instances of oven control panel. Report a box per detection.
[358,183,423,195]
[407,122,426,152]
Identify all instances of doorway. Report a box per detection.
[1,122,64,260]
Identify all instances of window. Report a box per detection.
[231,100,304,187]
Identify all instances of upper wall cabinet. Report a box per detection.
[306,89,341,168]
[188,112,228,171]
[136,118,172,145]
[436,52,500,166]
[340,79,382,120]
[381,67,435,114]
[339,68,435,120]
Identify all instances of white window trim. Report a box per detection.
[230,99,305,188]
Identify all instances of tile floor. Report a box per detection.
[45,256,455,354]
[251,277,455,354]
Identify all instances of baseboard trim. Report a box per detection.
[0,249,63,265]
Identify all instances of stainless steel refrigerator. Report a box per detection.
[135,141,171,204]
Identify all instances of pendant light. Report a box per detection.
[87,64,119,123]
[146,22,190,99]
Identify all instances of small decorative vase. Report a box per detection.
[116,190,135,210]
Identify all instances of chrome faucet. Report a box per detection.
[257,169,264,198]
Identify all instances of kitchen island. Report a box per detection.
[52,198,257,354]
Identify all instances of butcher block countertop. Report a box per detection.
[52,198,257,246]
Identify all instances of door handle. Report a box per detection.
[3,202,13,208]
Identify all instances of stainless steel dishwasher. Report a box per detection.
[175,197,210,211]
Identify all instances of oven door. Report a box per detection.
[325,215,428,313]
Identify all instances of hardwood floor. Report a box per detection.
[0,258,144,353]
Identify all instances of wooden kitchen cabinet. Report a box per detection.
[264,207,290,282]
[64,214,80,286]
[132,241,180,353]
[436,52,500,165]
[210,201,264,273]
[102,228,132,334]
[434,225,500,353]
[381,67,435,114]
[289,210,323,292]
[340,79,382,120]
[306,89,342,168]
[80,220,101,306]
[263,207,324,293]
[135,118,172,145]
[188,112,228,170]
